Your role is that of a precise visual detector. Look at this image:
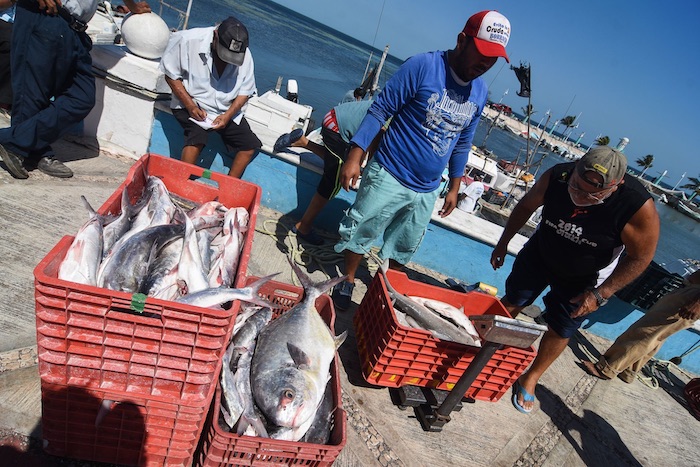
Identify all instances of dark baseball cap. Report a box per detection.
[216,17,249,66]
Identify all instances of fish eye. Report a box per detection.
[283,389,295,400]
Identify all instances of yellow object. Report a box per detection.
[475,282,498,296]
[519,173,535,183]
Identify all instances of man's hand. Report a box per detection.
[438,191,457,217]
[679,299,700,320]
[123,0,152,14]
[340,159,361,191]
[188,103,207,122]
[38,0,61,15]
[569,289,600,318]
[340,146,364,191]
[210,114,228,130]
[490,243,508,270]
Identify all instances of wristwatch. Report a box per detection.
[590,288,608,307]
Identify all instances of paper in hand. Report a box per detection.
[188,115,217,130]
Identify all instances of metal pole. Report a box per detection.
[434,342,501,419]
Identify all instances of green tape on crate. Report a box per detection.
[130,293,147,314]
[202,169,212,179]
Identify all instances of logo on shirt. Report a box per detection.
[543,219,598,247]
[424,89,477,156]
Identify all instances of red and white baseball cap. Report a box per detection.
[463,10,511,62]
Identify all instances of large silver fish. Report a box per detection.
[97,224,185,292]
[250,260,346,429]
[376,259,479,346]
[58,196,103,286]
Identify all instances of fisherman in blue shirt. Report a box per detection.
[331,10,512,310]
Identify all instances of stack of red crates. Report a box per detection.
[354,269,537,402]
[195,277,347,467]
[34,154,261,466]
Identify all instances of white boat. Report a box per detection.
[676,200,700,222]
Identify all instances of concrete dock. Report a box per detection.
[1,133,698,466]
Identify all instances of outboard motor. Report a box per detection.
[286,79,299,103]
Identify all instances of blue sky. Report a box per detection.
[271,0,699,188]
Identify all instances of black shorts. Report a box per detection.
[317,126,350,199]
[173,108,262,154]
[505,241,597,338]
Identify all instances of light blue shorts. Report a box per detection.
[334,160,439,265]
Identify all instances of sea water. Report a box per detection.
[162,0,699,270]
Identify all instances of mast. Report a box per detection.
[371,45,389,95]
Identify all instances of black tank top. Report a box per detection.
[532,162,651,279]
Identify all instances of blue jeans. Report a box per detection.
[0,3,95,159]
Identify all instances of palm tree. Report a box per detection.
[521,104,536,123]
[560,115,576,136]
[681,176,700,201]
[594,135,610,146]
[635,155,654,179]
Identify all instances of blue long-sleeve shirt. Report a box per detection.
[351,50,487,192]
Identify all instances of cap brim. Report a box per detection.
[473,37,509,63]
[216,42,245,66]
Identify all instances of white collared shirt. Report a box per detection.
[159,26,256,119]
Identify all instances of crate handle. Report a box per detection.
[130,293,147,314]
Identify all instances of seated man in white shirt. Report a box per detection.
[457,174,485,213]
[159,16,261,178]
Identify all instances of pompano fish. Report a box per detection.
[376,259,479,346]
[58,196,103,286]
[408,296,481,347]
[174,274,279,309]
[251,260,347,429]
[230,308,273,368]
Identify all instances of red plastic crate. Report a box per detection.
[354,269,537,402]
[34,153,262,407]
[41,381,208,466]
[195,278,346,467]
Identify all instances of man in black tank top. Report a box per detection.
[490,146,659,413]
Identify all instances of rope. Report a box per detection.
[254,217,383,286]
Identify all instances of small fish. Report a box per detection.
[58,196,103,286]
[175,274,279,309]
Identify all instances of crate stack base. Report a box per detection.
[195,277,346,467]
[34,154,262,466]
[355,270,537,402]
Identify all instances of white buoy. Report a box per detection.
[121,12,171,60]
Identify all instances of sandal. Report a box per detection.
[511,380,536,414]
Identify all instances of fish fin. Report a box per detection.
[287,257,348,297]
[244,273,280,308]
[287,343,312,369]
[334,330,347,349]
[80,195,97,217]
[235,417,250,436]
[247,415,269,438]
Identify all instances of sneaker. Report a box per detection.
[37,156,73,178]
[0,144,28,179]
[332,280,354,311]
[291,225,324,246]
[273,128,304,153]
